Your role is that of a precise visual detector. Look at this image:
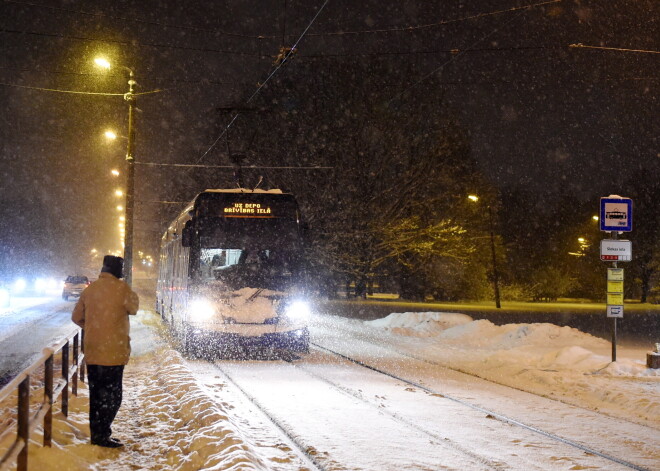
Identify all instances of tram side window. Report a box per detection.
[199,248,242,281]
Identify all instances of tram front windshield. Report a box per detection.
[196,218,302,291]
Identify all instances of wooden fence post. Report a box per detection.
[72,335,79,396]
[44,355,53,447]
[17,376,29,471]
[61,341,69,417]
[80,330,85,383]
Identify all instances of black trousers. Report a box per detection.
[87,365,124,441]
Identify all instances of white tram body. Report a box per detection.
[156,189,310,354]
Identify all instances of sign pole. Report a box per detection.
[611,231,617,362]
[600,194,632,364]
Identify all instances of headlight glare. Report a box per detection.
[188,298,215,321]
[285,300,311,319]
[13,279,26,293]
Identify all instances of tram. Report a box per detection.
[156,188,310,355]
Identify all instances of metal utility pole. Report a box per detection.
[124,70,137,287]
[488,205,502,309]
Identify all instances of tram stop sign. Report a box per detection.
[600,196,633,232]
[600,239,632,262]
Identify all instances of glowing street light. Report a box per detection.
[95,56,137,287]
[115,189,124,197]
[117,205,124,211]
[467,194,479,203]
[94,57,111,69]
[111,169,120,177]
[104,130,118,140]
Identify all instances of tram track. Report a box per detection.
[309,341,652,471]
[279,350,507,470]
[211,360,328,471]
[323,320,656,429]
[212,354,503,470]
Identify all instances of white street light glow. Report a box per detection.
[104,130,117,140]
[111,169,120,177]
[115,189,123,197]
[468,194,479,202]
[117,205,123,211]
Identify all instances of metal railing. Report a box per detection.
[0,328,85,471]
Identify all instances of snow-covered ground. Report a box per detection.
[0,303,658,470]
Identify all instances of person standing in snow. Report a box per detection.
[71,255,139,448]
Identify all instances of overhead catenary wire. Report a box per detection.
[304,0,562,37]
[136,162,333,169]
[0,81,166,95]
[195,0,331,164]
[0,1,566,64]
[3,0,275,40]
[0,28,266,57]
[4,0,562,40]
[569,43,660,55]
[387,5,529,105]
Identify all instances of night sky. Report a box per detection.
[0,0,657,275]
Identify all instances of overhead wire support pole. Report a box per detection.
[488,206,502,309]
[124,68,137,287]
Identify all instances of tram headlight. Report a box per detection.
[188,298,215,321]
[285,300,311,320]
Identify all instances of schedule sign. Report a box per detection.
[600,197,633,232]
[600,239,632,262]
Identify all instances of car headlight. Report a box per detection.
[35,278,47,291]
[285,300,311,320]
[188,298,215,321]
[13,278,26,294]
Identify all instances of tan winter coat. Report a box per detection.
[72,272,139,366]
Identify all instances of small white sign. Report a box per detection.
[600,239,632,261]
[607,305,624,318]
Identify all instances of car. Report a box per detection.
[62,275,90,301]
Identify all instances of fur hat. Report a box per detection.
[101,255,124,279]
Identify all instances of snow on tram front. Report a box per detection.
[156,188,310,356]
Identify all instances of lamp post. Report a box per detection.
[468,195,501,309]
[95,58,137,287]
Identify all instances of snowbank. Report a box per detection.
[4,310,276,471]
[364,311,660,425]
[368,311,473,336]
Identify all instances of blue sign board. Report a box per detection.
[600,197,633,232]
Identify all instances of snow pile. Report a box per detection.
[368,311,473,336]
[363,311,660,426]
[6,310,276,471]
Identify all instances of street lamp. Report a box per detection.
[467,194,502,308]
[95,57,137,286]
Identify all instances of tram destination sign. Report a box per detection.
[600,239,632,262]
[223,202,274,218]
